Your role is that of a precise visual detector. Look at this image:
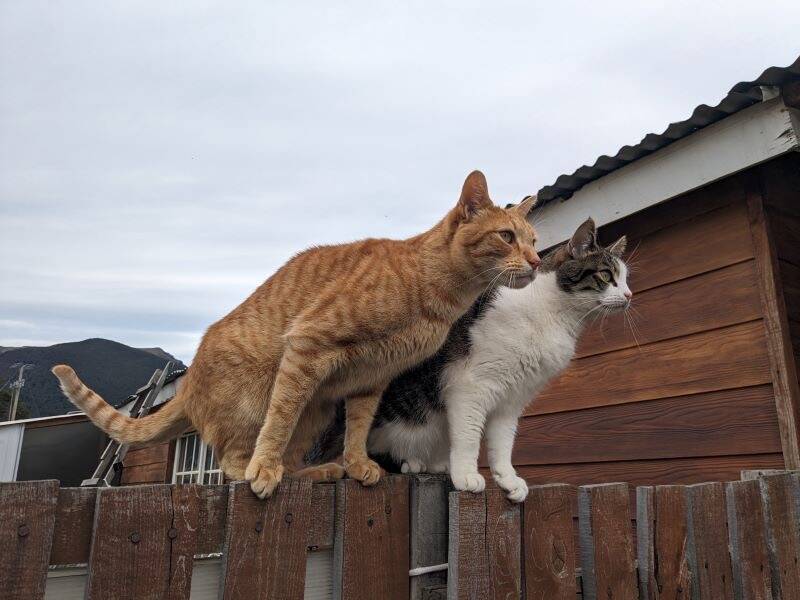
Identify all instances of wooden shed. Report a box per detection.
[513,59,800,487]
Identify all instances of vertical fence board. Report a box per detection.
[86,484,200,600]
[221,479,313,600]
[758,472,800,599]
[0,480,59,600]
[686,482,734,599]
[578,483,637,600]
[637,485,690,600]
[309,483,336,550]
[448,491,489,600]
[410,475,449,600]
[486,489,522,599]
[637,487,656,600]
[334,476,410,600]
[726,480,774,600]
[524,484,577,600]
[167,485,200,598]
[195,484,228,556]
[50,487,97,566]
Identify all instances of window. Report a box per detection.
[172,432,223,484]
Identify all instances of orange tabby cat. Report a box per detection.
[53,171,540,498]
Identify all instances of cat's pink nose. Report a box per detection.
[624,290,633,300]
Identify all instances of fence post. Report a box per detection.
[756,472,800,598]
[409,475,449,600]
[333,475,410,600]
[86,484,201,600]
[523,484,577,600]
[221,479,313,600]
[636,485,690,600]
[726,480,774,599]
[448,489,521,600]
[685,482,734,599]
[0,480,59,600]
[578,483,637,600]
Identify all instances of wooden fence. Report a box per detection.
[0,471,798,599]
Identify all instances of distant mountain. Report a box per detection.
[0,339,186,419]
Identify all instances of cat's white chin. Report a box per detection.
[507,271,536,289]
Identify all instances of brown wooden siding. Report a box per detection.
[120,441,173,485]
[505,165,789,485]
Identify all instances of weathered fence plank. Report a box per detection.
[334,475,410,600]
[0,480,59,600]
[578,483,637,600]
[86,484,201,600]
[194,484,227,556]
[50,487,97,566]
[726,480,774,600]
[448,491,489,600]
[221,479,313,600]
[486,489,522,598]
[523,483,577,600]
[448,488,522,600]
[637,485,690,599]
[686,482,734,599]
[309,482,336,550]
[409,475,449,600]
[757,472,800,599]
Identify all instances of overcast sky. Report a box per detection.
[1,2,798,363]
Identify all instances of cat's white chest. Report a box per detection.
[462,277,580,411]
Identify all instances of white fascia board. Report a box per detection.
[535,97,799,249]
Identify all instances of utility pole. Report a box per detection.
[7,363,34,421]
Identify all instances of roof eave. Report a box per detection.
[535,95,800,249]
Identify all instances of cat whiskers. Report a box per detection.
[456,265,506,288]
[623,241,642,273]
[528,209,548,230]
[480,267,512,301]
[574,303,605,331]
[625,305,644,353]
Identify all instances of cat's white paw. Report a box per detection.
[451,471,486,493]
[429,461,449,474]
[401,458,426,474]
[495,473,529,503]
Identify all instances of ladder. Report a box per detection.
[81,361,173,487]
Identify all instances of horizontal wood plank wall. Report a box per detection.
[506,169,786,486]
[121,441,173,485]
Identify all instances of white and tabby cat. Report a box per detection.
[311,218,631,502]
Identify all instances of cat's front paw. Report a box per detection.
[429,460,449,474]
[495,473,529,503]
[344,456,383,486]
[401,458,427,474]
[245,457,285,499]
[451,471,486,493]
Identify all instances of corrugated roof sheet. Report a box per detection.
[537,56,800,204]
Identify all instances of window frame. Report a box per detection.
[171,431,223,484]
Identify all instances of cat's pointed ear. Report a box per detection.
[607,235,627,257]
[457,170,493,221]
[567,218,597,258]
[514,194,538,218]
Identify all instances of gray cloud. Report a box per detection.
[2,1,799,362]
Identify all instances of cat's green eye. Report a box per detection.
[597,270,612,283]
[499,230,515,244]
